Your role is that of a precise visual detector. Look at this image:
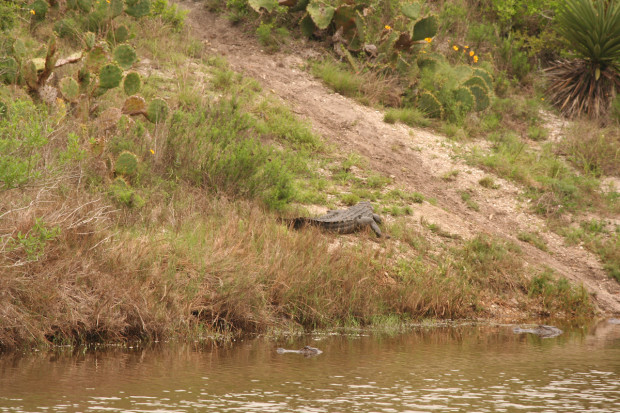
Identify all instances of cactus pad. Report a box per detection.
[464,76,488,92]
[307,1,336,30]
[31,0,49,20]
[0,57,18,84]
[113,44,137,69]
[248,0,278,12]
[468,85,490,112]
[122,95,147,115]
[401,2,421,20]
[84,32,96,50]
[86,45,107,70]
[453,87,475,113]
[412,15,438,41]
[472,68,493,91]
[108,24,129,44]
[0,101,7,119]
[123,72,141,95]
[109,0,124,17]
[146,98,169,123]
[23,59,43,89]
[115,151,139,176]
[300,14,317,37]
[99,63,123,89]
[417,90,443,118]
[125,0,151,18]
[59,77,80,102]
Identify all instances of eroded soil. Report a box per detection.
[178,0,620,315]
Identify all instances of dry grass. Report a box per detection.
[559,120,620,177]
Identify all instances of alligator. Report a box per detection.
[276,346,323,357]
[513,325,563,338]
[284,201,383,237]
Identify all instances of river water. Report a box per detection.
[1,321,619,412]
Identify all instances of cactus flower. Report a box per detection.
[30,9,35,14]
[469,51,475,57]
[452,45,459,51]
[424,37,432,43]
[473,55,479,63]
[384,25,392,30]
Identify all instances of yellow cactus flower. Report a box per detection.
[384,25,392,30]
[473,55,479,63]
[452,45,459,51]
[424,37,432,43]
[30,9,35,14]
[464,45,469,49]
[469,50,475,57]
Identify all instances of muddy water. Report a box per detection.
[1,322,619,412]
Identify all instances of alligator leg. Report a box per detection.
[357,217,382,237]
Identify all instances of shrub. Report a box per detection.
[0,100,51,189]
[545,0,620,119]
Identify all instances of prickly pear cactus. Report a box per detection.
[59,77,80,102]
[122,95,147,115]
[300,14,317,37]
[248,0,278,12]
[453,86,475,112]
[84,32,97,50]
[468,84,490,112]
[115,150,139,176]
[146,98,169,123]
[86,45,108,70]
[463,76,488,92]
[417,90,443,118]
[401,2,421,20]
[125,0,151,18]
[0,101,7,119]
[99,63,123,89]
[0,57,18,84]
[107,24,129,44]
[113,44,137,69]
[307,0,335,30]
[109,0,124,18]
[472,68,493,91]
[412,15,438,41]
[123,72,141,95]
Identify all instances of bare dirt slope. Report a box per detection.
[178,0,619,315]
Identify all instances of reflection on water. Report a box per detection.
[1,321,619,412]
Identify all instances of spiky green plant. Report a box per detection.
[545,0,620,119]
[146,98,169,123]
[115,151,139,176]
[123,71,141,95]
[59,77,80,102]
[417,90,443,118]
[113,44,137,69]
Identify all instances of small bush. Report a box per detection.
[152,0,188,30]
[256,21,288,52]
[528,269,593,317]
[0,100,51,189]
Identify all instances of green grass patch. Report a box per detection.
[529,268,594,318]
[517,231,548,252]
[384,107,430,128]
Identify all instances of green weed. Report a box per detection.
[528,268,593,317]
[517,231,548,251]
[384,108,430,127]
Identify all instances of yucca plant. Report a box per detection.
[545,0,620,119]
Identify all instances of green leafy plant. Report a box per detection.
[545,0,620,119]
